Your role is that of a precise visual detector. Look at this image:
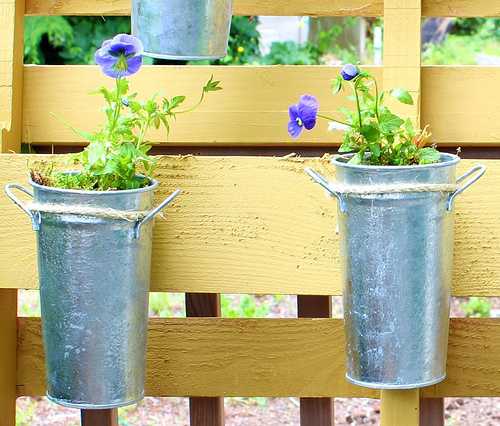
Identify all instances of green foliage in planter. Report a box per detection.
[462,297,492,318]
[288,65,439,166]
[32,35,221,191]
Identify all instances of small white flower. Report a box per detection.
[328,121,349,132]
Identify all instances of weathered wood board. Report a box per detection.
[0,155,497,296]
[21,66,500,146]
[24,0,500,17]
[17,318,500,398]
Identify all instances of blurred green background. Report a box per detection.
[24,16,500,66]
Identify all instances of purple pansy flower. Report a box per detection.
[95,34,144,78]
[288,95,319,139]
[341,64,359,81]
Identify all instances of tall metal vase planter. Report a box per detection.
[5,178,180,409]
[132,0,233,60]
[306,153,485,389]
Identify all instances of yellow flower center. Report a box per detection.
[115,54,128,72]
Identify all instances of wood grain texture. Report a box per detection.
[0,155,498,296]
[298,295,333,426]
[0,0,24,153]
[420,399,444,426]
[422,67,500,146]
[81,410,118,426]
[21,66,500,147]
[186,294,224,426]
[380,390,419,426]
[24,0,382,16]
[382,0,422,419]
[383,0,421,125]
[0,290,17,426]
[16,318,500,398]
[24,0,500,17]
[22,65,378,147]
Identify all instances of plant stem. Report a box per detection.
[353,82,363,128]
[109,77,123,138]
[370,76,380,122]
[317,114,353,127]
[137,116,151,149]
[176,91,206,115]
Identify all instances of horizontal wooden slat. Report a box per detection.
[22,66,500,147]
[25,0,382,16]
[16,317,500,398]
[422,67,500,147]
[24,0,500,17]
[0,155,498,296]
[23,65,372,147]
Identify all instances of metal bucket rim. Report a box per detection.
[28,173,158,196]
[332,152,460,171]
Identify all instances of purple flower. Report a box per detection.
[95,34,144,78]
[341,64,359,81]
[288,95,319,139]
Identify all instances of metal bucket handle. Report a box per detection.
[447,164,486,211]
[305,168,347,213]
[4,183,42,230]
[4,183,181,237]
[134,189,181,239]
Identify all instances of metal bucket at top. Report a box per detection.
[132,0,233,60]
[306,154,485,389]
[5,178,180,409]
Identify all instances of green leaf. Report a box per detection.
[203,75,223,93]
[379,112,404,134]
[348,151,364,165]
[338,133,357,153]
[418,147,441,165]
[170,96,186,109]
[116,78,129,96]
[361,124,380,143]
[145,99,157,114]
[129,101,142,114]
[368,143,381,158]
[331,75,343,95]
[404,118,415,138]
[390,88,414,105]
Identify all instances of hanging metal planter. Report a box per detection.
[5,177,180,409]
[132,0,233,60]
[306,153,485,389]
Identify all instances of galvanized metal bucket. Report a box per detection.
[132,0,233,60]
[5,177,180,409]
[306,153,485,389]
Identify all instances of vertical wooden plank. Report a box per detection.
[0,0,24,152]
[81,410,118,426]
[382,1,425,424]
[380,390,420,426]
[298,296,334,426]
[383,0,422,125]
[0,290,17,426]
[186,293,224,426]
[420,398,444,426]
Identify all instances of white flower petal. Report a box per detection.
[328,121,349,132]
